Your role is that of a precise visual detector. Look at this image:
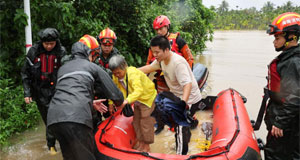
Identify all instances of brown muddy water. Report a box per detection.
[1,30,275,159]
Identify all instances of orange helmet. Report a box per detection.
[79,35,100,56]
[267,12,300,35]
[97,28,117,45]
[153,15,170,30]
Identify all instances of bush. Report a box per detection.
[0,0,214,145]
[0,77,39,146]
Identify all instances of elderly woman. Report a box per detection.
[108,55,157,152]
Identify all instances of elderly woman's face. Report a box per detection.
[112,68,126,79]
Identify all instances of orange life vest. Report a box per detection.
[168,32,183,56]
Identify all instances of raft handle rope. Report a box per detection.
[97,88,241,160]
[98,115,164,160]
[186,89,241,160]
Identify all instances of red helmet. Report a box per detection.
[153,15,170,30]
[267,12,300,35]
[97,28,117,45]
[79,35,100,56]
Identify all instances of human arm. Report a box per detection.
[57,44,69,65]
[271,125,283,138]
[272,57,300,132]
[108,103,117,114]
[175,62,193,103]
[93,99,108,113]
[24,97,32,104]
[138,65,156,74]
[21,60,32,102]
[146,49,154,65]
[21,47,37,102]
[177,36,194,69]
[180,45,194,69]
[94,66,124,106]
[182,82,192,103]
[139,60,160,74]
[117,99,129,110]
[125,71,144,105]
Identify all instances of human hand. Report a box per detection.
[24,97,32,104]
[118,99,129,110]
[108,104,116,115]
[271,125,283,138]
[93,99,107,113]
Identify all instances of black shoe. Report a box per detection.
[155,126,164,135]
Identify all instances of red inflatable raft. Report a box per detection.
[95,88,262,160]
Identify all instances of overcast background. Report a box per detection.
[202,0,300,10]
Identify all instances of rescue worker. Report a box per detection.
[108,55,157,152]
[21,28,66,154]
[147,15,194,68]
[264,12,300,160]
[47,35,123,160]
[139,35,202,155]
[95,27,120,75]
[147,15,195,134]
[94,28,120,121]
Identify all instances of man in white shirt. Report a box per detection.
[139,35,202,155]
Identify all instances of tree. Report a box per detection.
[282,1,293,10]
[0,0,215,145]
[262,1,275,13]
[218,0,229,14]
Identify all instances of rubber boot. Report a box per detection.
[49,146,57,155]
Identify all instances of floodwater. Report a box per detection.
[1,30,275,160]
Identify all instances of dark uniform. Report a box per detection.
[93,47,120,123]
[264,45,300,160]
[47,41,123,160]
[95,47,119,75]
[21,28,66,149]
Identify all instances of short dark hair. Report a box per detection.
[150,35,170,51]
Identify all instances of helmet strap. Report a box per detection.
[164,32,170,38]
[276,32,294,52]
[275,45,285,52]
[164,25,170,37]
[284,33,294,43]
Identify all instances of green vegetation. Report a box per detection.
[0,61,40,146]
[0,0,214,145]
[211,0,300,30]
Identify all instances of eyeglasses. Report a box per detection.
[101,38,114,46]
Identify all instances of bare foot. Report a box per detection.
[141,144,150,152]
[133,140,140,150]
[136,141,145,151]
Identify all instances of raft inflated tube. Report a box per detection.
[95,88,261,160]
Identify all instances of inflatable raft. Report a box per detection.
[95,88,262,160]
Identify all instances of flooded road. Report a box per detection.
[200,30,274,141]
[1,30,275,159]
[151,30,275,157]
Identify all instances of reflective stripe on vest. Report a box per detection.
[268,58,280,92]
[168,32,183,57]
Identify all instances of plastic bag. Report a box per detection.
[122,104,134,117]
